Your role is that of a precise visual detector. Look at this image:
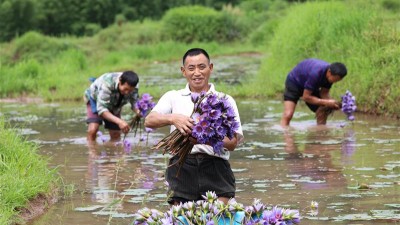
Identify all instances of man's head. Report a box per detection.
[181,48,213,93]
[119,71,139,95]
[326,62,347,83]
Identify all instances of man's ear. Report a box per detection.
[181,66,185,77]
[209,63,214,71]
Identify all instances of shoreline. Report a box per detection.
[14,188,59,224]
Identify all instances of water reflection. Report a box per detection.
[340,129,356,165]
[283,128,347,190]
[86,142,124,204]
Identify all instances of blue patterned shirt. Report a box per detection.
[84,72,139,115]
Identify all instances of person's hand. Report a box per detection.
[134,108,142,118]
[172,114,194,136]
[325,99,340,109]
[118,120,130,134]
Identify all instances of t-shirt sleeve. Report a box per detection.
[151,91,174,114]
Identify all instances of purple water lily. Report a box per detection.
[132,191,300,225]
[341,90,357,121]
[190,93,239,156]
[135,93,156,117]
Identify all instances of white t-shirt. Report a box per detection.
[151,83,244,160]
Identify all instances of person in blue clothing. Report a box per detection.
[280,58,347,126]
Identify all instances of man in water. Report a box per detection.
[84,71,140,142]
[281,58,347,126]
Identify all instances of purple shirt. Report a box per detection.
[287,59,332,92]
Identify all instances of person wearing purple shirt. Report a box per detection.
[281,58,347,126]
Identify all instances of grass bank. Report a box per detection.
[0,118,60,224]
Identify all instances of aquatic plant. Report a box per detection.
[341,90,357,121]
[124,93,156,141]
[131,191,300,225]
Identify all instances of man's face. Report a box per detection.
[181,54,213,93]
[327,70,342,84]
[118,82,135,95]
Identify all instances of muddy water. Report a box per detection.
[1,55,399,225]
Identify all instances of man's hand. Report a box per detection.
[172,114,194,136]
[325,99,340,109]
[118,120,130,134]
[134,108,142,118]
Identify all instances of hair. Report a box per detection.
[120,71,139,87]
[182,48,210,65]
[329,62,347,78]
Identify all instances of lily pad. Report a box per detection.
[332,213,373,221]
[74,205,104,212]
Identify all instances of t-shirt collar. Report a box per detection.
[181,83,215,96]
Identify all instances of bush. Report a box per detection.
[162,5,243,43]
[10,31,74,63]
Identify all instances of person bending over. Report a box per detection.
[281,58,347,126]
[84,71,140,142]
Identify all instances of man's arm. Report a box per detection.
[302,89,339,109]
[144,111,194,135]
[100,111,130,133]
[223,135,238,151]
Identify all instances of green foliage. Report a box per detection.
[162,5,244,43]
[0,118,59,223]
[0,0,243,42]
[0,0,37,41]
[10,31,74,64]
[0,59,41,97]
[381,0,400,11]
[96,20,163,49]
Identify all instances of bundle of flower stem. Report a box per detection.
[152,129,194,166]
[151,93,210,175]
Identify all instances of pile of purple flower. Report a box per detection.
[341,90,357,121]
[191,92,239,155]
[132,191,300,225]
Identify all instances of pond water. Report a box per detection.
[1,55,399,225]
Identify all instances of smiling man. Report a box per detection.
[280,58,348,126]
[145,48,244,205]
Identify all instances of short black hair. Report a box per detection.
[120,71,139,87]
[182,48,210,65]
[329,62,347,78]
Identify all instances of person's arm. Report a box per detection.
[223,135,238,151]
[144,111,194,135]
[100,111,130,133]
[302,89,339,109]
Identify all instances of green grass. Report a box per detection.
[0,0,399,116]
[0,118,59,224]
